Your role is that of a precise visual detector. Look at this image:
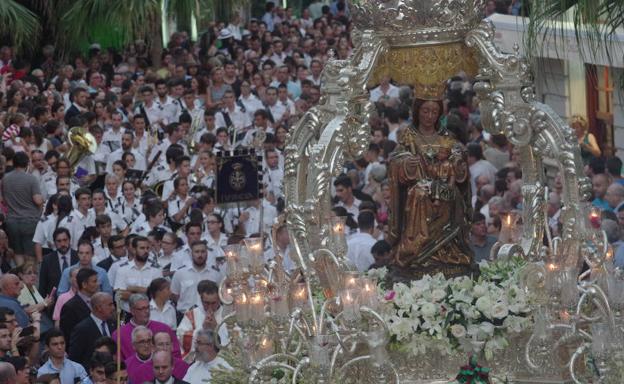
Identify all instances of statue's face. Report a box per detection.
[418,101,440,129]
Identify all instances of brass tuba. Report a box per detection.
[66,126,98,169]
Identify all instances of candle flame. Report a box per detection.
[251,294,263,304]
[547,263,557,271]
[506,215,511,225]
[261,337,270,347]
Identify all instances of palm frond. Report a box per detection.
[60,0,161,44]
[525,0,624,66]
[0,0,40,52]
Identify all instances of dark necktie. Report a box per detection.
[61,255,68,271]
[101,321,108,336]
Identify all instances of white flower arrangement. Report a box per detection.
[382,258,532,360]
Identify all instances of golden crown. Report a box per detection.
[355,0,485,100]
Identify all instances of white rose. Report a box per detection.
[475,296,492,314]
[431,289,446,302]
[420,302,437,317]
[473,284,489,298]
[490,302,509,319]
[450,324,467,338]
[479,321,495,336]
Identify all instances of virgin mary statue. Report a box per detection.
[387,88,474,280]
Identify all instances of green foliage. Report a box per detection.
[0,0,40,53]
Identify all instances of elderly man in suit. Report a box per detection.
[59,268,99,344]
[39,228,78,298]
[151,350,189,384]
[68,292,115,370]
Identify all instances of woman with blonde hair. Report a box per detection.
[571,115,601,164]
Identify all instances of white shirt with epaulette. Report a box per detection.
[33,214,58,251]
[171,264,224,312]
[144,164,174,187]
[118,197,142,227]
[114,260,162,311]
[58,209,96,250]
[167,195,193,225]
[161,174,195,203]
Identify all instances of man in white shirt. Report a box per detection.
[334,176,361,218]
[369,75,400,102]
[135,85,168,132]
[183,329,232,383]
[214,90,251,136]
[114,236,162,312]
[171,241,223,315]
[263,148,284,200]
[154,79,180,126]
[105,131,147,173]
[238,81,264,120]
[59,188,96,250]
[240,110,274,148]
[264,87,288,126]
[149,123,187,168]
[101,111,125,152]
[346,212,377,272]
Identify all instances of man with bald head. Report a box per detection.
[151,350,190,384]
[0,274,29,327]
[606,183,624,212]
[0,361,16,384]
[68,292,115,370]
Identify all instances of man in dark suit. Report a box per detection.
[39,228,78,298]
[68,292,115,370]
[59,268,99,344]
[64,87,89,125]
[151,350,190,384]
[96,235,127,272]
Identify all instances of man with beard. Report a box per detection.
[183,329,232,382]
[105,131,147,173]
[114,236,161,312]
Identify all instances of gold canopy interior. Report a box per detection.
[368,43,480,100]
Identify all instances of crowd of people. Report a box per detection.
[0,0,618,383]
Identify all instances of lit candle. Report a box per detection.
[244,238,264,274]
[257,337,273,359]
[589,207,601,229]
[290,283,307,310]
[498,213,514,243]
[249,292,265,321]
[234,293,250,324]
[329,216,348,254]
[225,244,242,279]
[340,289,361,322]
[545,262,559,293]
[343,272,360,290]
[361,278,379,310]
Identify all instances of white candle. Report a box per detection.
[235,293,250,324]
[270,293,290,318]
[499,213,513,243]
[329,216,348,254]
[290,283,307,310]
[244,238,264,274]
[257,337,273,360]
[249,292,265,321]
[361,278,379,310]
[341,289,360,322]
[225,244,242,279]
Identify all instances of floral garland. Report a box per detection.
[373,257,533,360]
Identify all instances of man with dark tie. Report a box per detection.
[69,292,115,370]
[150,350,189,384]
[59,268,99,344]
[39,228,77,298]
